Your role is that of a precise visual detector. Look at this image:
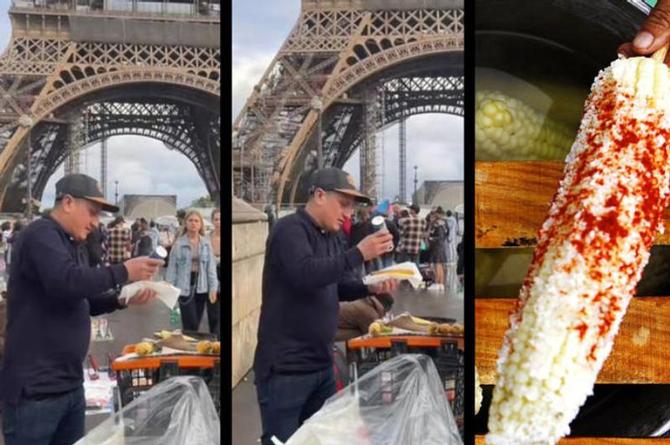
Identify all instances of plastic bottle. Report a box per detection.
[170,307,181,329]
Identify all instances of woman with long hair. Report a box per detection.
[166,210,218,333]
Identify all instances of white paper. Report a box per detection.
[115,348,208,362]
[362,262,423,289]
[119,280,180,309]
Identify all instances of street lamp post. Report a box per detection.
[413,165,418,202]
[114,180,119,207]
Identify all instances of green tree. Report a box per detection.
[190,196,214,208]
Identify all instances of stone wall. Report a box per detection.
[232,198,268,388]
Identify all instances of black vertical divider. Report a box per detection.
[463,0,476,443]
[221,1,232,443]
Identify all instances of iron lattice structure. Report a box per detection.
[0,1,220,211]
[233,0,464,205]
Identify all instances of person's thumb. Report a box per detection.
[633,0,670,54]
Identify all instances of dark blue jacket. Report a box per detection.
[0,216,128,403]
[253,208,368,382]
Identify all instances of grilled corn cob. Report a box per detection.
[197,340,213,354]
[135,342,156,356]
[475,366,483,415]
[487,54,670,445]
[368,321,393,336]
[196,340,221,354]
[475,90,574,161]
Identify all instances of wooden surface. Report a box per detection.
[476,297,670,385]
[475,161,670,247]
[476,437,670,444]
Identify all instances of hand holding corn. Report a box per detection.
[619,0,670,62]
[487,51,670,445]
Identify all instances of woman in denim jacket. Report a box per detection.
[208,208,220,337]
[166,210,218,333]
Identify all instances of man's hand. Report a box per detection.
[357,231,394,261]
[209,291,218,304]
[124,257,164,282]
[619,0,670,61]
[127,288,157,305]
[368,279,399,295]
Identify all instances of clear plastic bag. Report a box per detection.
[75,376,220,445]
[284,354,463,445]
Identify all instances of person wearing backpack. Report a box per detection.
[132,218,153,258]
[427,207,448,291]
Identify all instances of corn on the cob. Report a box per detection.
[135,341,156,356]
[486,55,670,445]
[369,321,392,336]
[475,90,574,161]
[475,366,483,415]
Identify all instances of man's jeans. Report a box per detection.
[256,367,336,445]
[3,386,86,445]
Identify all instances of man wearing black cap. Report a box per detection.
[1,174,164,445]
[254,167,398,445]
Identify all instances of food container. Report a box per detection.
[347,331,464,433]
[112,344,220,414]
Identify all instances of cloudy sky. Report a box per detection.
[0,1,8,53]
[0,0,208,209]
[232,0,463,202]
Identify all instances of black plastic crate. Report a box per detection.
[116,360,221,414]
[347,339,464,421]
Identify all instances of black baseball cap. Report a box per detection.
[55,174,119,213]
[308,168,372,205]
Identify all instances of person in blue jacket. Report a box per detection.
[165,209,219,333]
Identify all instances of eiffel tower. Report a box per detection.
[0,0,220,212]
[233,0,464,206]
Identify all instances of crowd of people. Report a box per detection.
[88,210,221,336]
[0,194,222,337]
[341,201,461,291]
[0,219,25,281]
